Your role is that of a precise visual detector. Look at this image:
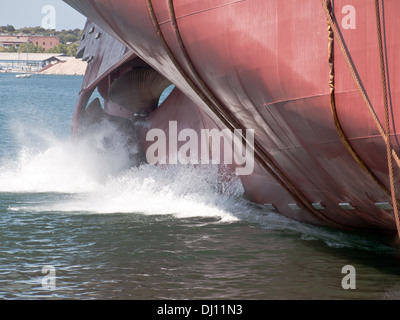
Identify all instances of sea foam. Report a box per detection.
[0,121,244,222]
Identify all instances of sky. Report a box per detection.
[0,0,87,31]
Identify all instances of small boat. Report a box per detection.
[16,74,31,78]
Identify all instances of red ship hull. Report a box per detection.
[63,0,400,238]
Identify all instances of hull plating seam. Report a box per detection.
[373,0,400,239]
[146,0,354,230]
[326,0,389,198]
[323,0,400,238]
[321,0,400,168]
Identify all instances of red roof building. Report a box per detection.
[28,36,59,51]
[0,35,59,51]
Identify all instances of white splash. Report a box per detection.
[1,121,392,251]
[0,120,133,193]
[45,164,243,222]
[0,121,244,222]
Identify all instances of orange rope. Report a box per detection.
[325,0,390,197]
[374,0,400,240]
[321,0,400,238]
[320,0,400,168]
[146,0,348,229]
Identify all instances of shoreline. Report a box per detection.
[37,58,87,76]
[0,58,87,76]
[0,70,85,76]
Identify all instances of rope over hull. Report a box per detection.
[64,0,400,238]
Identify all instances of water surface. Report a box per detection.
[0,73,399,300]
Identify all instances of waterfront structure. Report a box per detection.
[0,53,66,72]
[0,35,59,51]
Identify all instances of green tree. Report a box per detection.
[0,25,15,33]
[19,27,33,35]
[46,43,68,54]
[6,24,15,32]
[66,43,78,56]
[17,43,43,53]
[6,46,17,53]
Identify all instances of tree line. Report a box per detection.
[0,25,82,56]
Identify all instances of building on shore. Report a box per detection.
[0,53,68,72]
[0,36,29,49]
[0,35,60,51]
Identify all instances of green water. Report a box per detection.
[0,73,400,300]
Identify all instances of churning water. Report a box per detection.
[1,73,400,300]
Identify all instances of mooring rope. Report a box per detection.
[374,0,400,240]
[325,0,390,196]
[320,0,400,168]
[146,0,348,229]
[321,0,400,239]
